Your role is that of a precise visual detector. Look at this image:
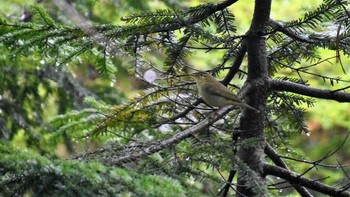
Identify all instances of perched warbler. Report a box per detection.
[192,72,259,113]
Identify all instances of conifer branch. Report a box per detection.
[263,164,350,197]
[109,106,233,165]
[113,0,239,37]
[270,79,350,102]
[268,20,315,43]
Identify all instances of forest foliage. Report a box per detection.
[1,0,350,196]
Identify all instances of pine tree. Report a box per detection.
[1,0,350,196]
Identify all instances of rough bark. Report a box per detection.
[236,0,272,196]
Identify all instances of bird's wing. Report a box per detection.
[204,83,242,103]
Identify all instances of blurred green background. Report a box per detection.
[1,0,349,195]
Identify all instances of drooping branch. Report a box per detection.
[270,79,350,102]
[112,106,232,165]
[263,164,350,197]
[264,144,312,197]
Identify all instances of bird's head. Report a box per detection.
[191,72,212,83]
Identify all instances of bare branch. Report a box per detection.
[337,160,350,191]
[263,164,350,197]
[220,170,237,197]
[270,79,350,102]
[281,132,350,169]
[222,42,247,85]
[269,57,350,83]
[264,144,312,197]
[281,155,350,168]
[154,99,201,128]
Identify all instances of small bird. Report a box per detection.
[192,72,259,113]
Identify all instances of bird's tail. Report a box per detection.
[241,103,260,113]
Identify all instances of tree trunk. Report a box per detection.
[236,0,271,196]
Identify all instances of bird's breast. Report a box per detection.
[198,85,237,107]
